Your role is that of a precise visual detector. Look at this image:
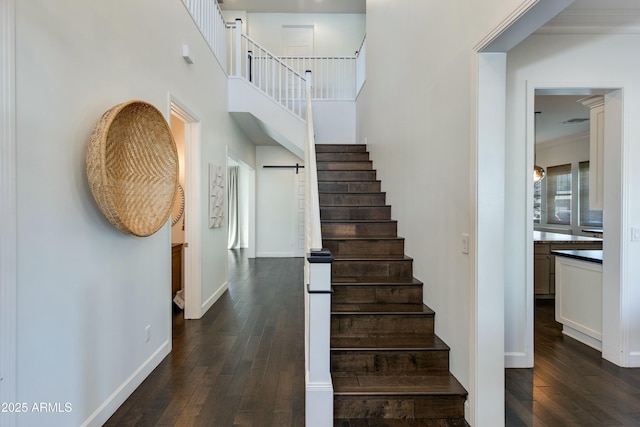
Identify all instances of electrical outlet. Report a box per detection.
[145,325,151,343]
[462,233,469,254]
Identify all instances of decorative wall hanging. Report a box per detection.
[86,100,178,237]
[171,183,185,227]
[209,163,224,228]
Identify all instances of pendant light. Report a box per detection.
[533,111,546,182]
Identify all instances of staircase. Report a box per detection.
[316,144,468,426]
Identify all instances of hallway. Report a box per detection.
[106,251,305,426]
[506,300,640,426]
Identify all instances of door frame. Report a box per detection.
[1,0,17,419]
[525,84,626,367]
[170,97,203,319]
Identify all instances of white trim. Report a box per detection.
[0,0,17,424]
[628,352,640,367]
[80,341,171,427]
[201,281,228,314]
[562,326,602,351]
[170,96,203,319]
[536,10,640,35]
[504,352,529,368]
[472,52,507,427]
[305,375,333,427]
[525,83,627,367]
[256,251,296,258]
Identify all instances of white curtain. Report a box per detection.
[227,166,240,249]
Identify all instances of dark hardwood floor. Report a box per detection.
[506,299,640,426]
[107,253,640,426]
[105,250,305,426]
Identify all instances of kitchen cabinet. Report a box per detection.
[534,231,602,297]
[172,243,183,297]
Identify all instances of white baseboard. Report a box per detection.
[562,326,602,351]
[504,352,532,368]
[628,352,640,367]
[81,340,170,427]
[256,251,294,258]
[305,377,333,427]
[202,281,228,315]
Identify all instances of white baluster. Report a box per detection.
[235,19,242,78]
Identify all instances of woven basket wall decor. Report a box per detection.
[86,100,179,237]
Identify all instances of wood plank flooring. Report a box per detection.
[105,250,305,427]
[506,299,640,426]
[106,254,640,426]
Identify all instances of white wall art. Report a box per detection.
[209,163,224,228]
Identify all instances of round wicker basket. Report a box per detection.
[86,100,178,237]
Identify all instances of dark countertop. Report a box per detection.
[534,231,602,243]
[551,249,603,264]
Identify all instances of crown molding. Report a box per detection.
[536,9,640,35]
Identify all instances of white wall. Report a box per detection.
[505,33,640,367]
[255,146,303,257]
[313,100,356,144]
[238,163,251,248]
[244,13,365,56]
[537,134,589,168]
[360,1,528,425]
[14,0,255,425]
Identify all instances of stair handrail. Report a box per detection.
[304,74,322,251]
[303,70,333,427]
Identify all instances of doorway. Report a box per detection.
[281,25,314,56]
[226,152,256,258]
[525,85,624,366]
[170,99,202,319]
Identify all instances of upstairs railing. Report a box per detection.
[283,56,356,100]
[355,35,366,96]
[228,20,307,119]
[182,0,227,69]
[182,1,367,109]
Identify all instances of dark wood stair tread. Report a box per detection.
[324,237,403,241]
[322,219,397,224]
[334,418,470,426]
[332,277,423,285]
[332,303,434,315]
[331,334,449,351]
[332,374,467,397]
[315,144,367,152]
[333,255,412,261]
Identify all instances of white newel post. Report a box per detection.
[306,249,334,427]
[234,18,242,78]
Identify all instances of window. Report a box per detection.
[533,179,542,224]
[546,164,572,225]
[579,161,603,227]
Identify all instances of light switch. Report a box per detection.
[632,228,640,242]
[462,233,469,254]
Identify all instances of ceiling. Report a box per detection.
[534,95,591,146]
[218,0,365,14]
[216,0,638,145]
